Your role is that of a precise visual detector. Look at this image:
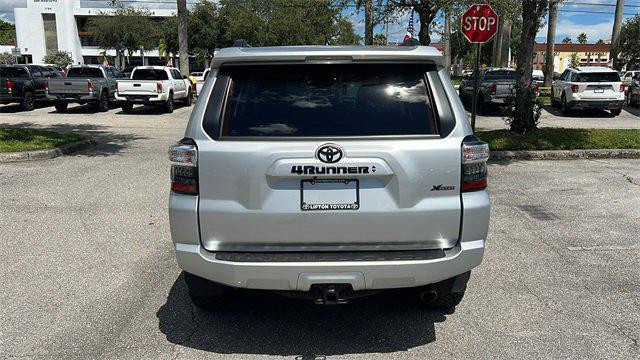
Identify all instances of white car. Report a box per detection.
[532,69,544,85]
[115,66,192,113]
[194,68,217,97]
[621,70,640,88]
[551,66,625,116]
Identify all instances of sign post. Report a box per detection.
[461,4,499,131]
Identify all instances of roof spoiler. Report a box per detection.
[232,39,251,48]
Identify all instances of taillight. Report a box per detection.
[169,139,198,195]
[115,81,118,92]
[571,84,579,93]
[44,80,49,94]
[620,84,625,93]
[490,83,497,95]
[88,81,93,92]
[6,80,13,93]
[535,83,539,95]
[462,136,489,192]
[156,82,162,93]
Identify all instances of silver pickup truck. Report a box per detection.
[48,65,122,112]
[458,68,517,114]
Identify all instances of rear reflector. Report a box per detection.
[462,136,489,192]
[169,140,198,195]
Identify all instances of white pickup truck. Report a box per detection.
[194,68,217,97]
[115,66,192,113]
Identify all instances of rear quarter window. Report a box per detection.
[217,64,439,137]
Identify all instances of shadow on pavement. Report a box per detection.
[542,105,615,118]
[0,101,53,113]
[113,103,192,116]
[0,121,146,157]
[157,273,448,358]
[624,105,640,117]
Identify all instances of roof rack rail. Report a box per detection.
[232,39,251,48]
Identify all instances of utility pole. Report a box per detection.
[610,0,625,70]
[364,0,374,45]
[543,0,559,87]
[177,0,189,75]
[443,13,451,73]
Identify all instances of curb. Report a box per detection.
[490,149,640,160]
[0,137,96,163]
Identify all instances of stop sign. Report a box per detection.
[461,4,499,43]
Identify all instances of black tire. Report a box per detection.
[54,101,68,113]
[96,91,109,112]
[121,102,134,113]
[561,93,571,115]
[20,91,35,111]
[184,272,230,310]
[165,92,174,113]
[610,108,622,116]
[418,271,471,310]
[182,90,192,106]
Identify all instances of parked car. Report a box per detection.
[620,70,639,88]
[532,69,544,85]
[551,66,625,116]
[189,71,203,84]
[627,74,640,107]
[458,68,518,114]
[121,66,135,79]
[168,45,490,309]
[47,65,122,112]
[0,64,52,111]
[114,66,192,113]
[194,68,217,97]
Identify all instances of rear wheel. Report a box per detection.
[165,93,174,113]
[610,108,622,116]
[121,102,134,113]
[561,93,571,115]
[418,271,471,310]
[184,272,231,309]
[96,91,109,112]
[54,101,68,113]
[182,90,192,106]
[21,91,35,111]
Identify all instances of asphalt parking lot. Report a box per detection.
[0,103,639,359]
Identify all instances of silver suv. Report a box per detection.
[168,45,490,308]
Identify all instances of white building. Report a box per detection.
[13,0,178,67]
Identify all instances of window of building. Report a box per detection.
[42,14,59,55]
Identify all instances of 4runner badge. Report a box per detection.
[431,184,456,191]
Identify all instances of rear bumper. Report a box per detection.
[114,93,166,102]
[0,94,20,104]
[566,98,624,110]
[174,240,484,291]
[48,94,96,102]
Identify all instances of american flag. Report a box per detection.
[404,10,415,42]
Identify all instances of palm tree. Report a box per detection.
[561,36,572,43]
[577,33,587,44]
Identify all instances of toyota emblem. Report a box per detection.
[316,144,344,164]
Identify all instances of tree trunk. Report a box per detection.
[610,0,625,69]
[443,13,451,73]
[512,0,544,134]
[544,0,558,86]
[417,10,431,45]
[177,0,190,76]
[364,0,374,45]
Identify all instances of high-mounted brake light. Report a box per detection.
[156,82,162,93]
[169,139,198,195]
[571,84,579,93]
[462,136,490,192]
[6,80,13,94]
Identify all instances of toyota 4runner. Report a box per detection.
[168,45,490,308]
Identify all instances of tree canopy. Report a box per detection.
[0,19,16,45]
[619,14,640,69]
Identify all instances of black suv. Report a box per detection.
[0,65,53,111]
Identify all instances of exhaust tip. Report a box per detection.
[419,289,438,303]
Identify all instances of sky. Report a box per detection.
[1,0,639,44]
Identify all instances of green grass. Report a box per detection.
[451,76,463,86]
[538,95,551,105]
[0,128,84,153]
[477,128,640,151]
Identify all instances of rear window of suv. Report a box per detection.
[574,72,620,82]
[218,64,438,137]
[132,69,169,80]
